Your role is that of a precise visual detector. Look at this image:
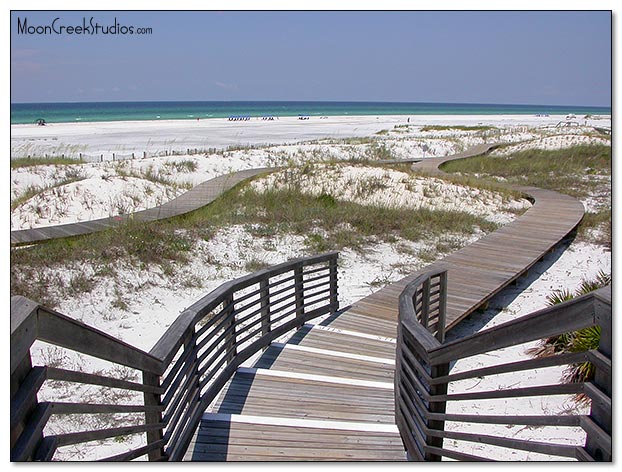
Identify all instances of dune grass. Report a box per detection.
[11,156,85,168]
[420,125,497,132]
[441,144,610,198]
[440,144,611,247]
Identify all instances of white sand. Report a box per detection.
[10,113,611,160]
[10,115,611,461]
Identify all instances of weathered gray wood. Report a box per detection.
[10,366,46,449]
[11,402,53,461]
[49,402,164,414]
[36,306,162,374]
[427,294,597,365]
[10,296,39,377]
[100,439,168,462]
[47,366,163,394]
[580,416,611,458]
[427,412,581,427]
[55,423,165,447]
[143,371,166,461]
[430,429,579,458]
[430,349,591,385]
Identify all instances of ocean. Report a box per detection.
[10,101,611,125]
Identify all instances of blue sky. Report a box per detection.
[10,10,612,106]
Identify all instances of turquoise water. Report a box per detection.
[10,100,611,125]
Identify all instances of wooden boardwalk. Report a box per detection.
[10,167,272,245]
[184,143,585,461]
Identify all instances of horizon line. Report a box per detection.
[10,99,612,109]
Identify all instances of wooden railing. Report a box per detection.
[395,269,612,461]
[10,252,339,461]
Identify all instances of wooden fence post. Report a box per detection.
[294,266,304,327]
[425,362,450,461]
[420,279,430,329]
[584,293,612,461]
[260,279,271,344]
[11,299,46,461]
[143,371,165,461]
[224,295,236,364]
[437,271,448,342]
[329,257,339,312]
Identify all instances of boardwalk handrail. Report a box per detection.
[395,269,612,461]
[10,252,339,461]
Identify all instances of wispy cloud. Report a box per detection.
[214,81,238,90]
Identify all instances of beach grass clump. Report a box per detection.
[440,144,610,195]
[11,156,85,168]
[164,159,199,173]
[365,142,394,160]
[421,125,497,132]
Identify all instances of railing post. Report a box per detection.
[425,362,450,461]
[143,371,165,461]
[329,256,339,312]
[421,279,430,330]
[294,265,304,328]
[584,294,611,461]
[11,298,45,461]
[437,271,448,342]
[184,328,202,407]
[260,279,271,343]
[224,294,237,363]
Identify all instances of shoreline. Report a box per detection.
[10,112,613,128]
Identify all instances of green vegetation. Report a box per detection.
[420,125,497,132]
[440,144,612,247]
[114,162,193,190]
[164,159,199,173]
[528,271,611,401]
[11,156,85,168]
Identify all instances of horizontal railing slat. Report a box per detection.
[429,429,579,458]
[99,439,168,462]
[55,423,166,447]
[47,367,164,394]
[50,402,165,415]
[36,307,162,374]
[427,294,597,365]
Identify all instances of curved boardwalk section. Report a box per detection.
[10,167,272,245]
[185,144,584,461]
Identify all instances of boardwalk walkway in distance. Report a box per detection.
[10,167,273,246]
[185,143,585,461]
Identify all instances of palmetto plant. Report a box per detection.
[530,271,611,402]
